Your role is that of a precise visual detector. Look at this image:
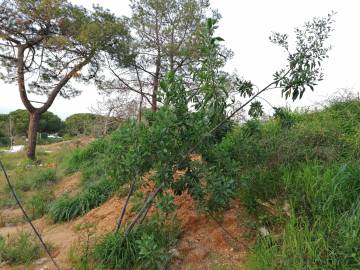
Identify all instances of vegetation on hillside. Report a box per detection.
[214,99,360,269]
[0,231,53,265]
[42,15,358,269]
[1,1,357,270]
[55,98,359,270]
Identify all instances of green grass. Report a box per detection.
[27,190,55,219]
[48,178,117,222]
[0,142,77,222]
[67,215,180,270]
[0,167,58,219]
[208,99,360,270]
[49,121,153,222]
[93,216,181,270]
[0,231,52,265]
[247,163,360,270]
[11,168,57,192]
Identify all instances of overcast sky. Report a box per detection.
[1,0,359,119]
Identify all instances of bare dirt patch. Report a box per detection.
[53,172,81,198]
[172,192,252,270]
[0,195,127,270]
[0,208,24,227]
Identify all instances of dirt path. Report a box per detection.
[53,172,81,198]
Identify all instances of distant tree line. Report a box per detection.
[0,110,122,146]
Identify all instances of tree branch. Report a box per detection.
[39,53,95,114]
[17,45,36,112]
[107,63,153,105]
[0,53,16,61]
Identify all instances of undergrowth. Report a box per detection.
[70,215,181,270]
[54,99,360,269]
[0,146,71,212]
[0,231,53,265]
[49,178,117,222]
[208,100,360,270]
[12,168,57,192]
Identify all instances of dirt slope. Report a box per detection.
[0,192,252,270]
[0,151,253,269]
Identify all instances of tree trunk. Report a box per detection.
[27,112,40,160]
[152,78,159,112]
[152,88,158,111]
[138,93,143,123]
[152,54,161,112]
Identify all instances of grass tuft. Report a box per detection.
[48,178,116,222]
[0,231,51,265]
[93,216,180,270]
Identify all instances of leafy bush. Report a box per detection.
[0,137,10,146]
[93,217,180,270]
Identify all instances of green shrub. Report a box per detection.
[27,190,55,219]
[0,137,10,146]
[93,217,180,270]
[0,232,42,264]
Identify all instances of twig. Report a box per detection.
[125,184,164,236]
[0,160,60,270]
[138,196,153,226]
[114,179,135,233]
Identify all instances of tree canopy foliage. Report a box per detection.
[50,13,335,231]
[0,109,63,137]
[96,0,218,114]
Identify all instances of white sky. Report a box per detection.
[1,0,359,119]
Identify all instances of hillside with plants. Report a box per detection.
[0,97,359,270]
[0,0,358,270]
[58,97,360,270]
